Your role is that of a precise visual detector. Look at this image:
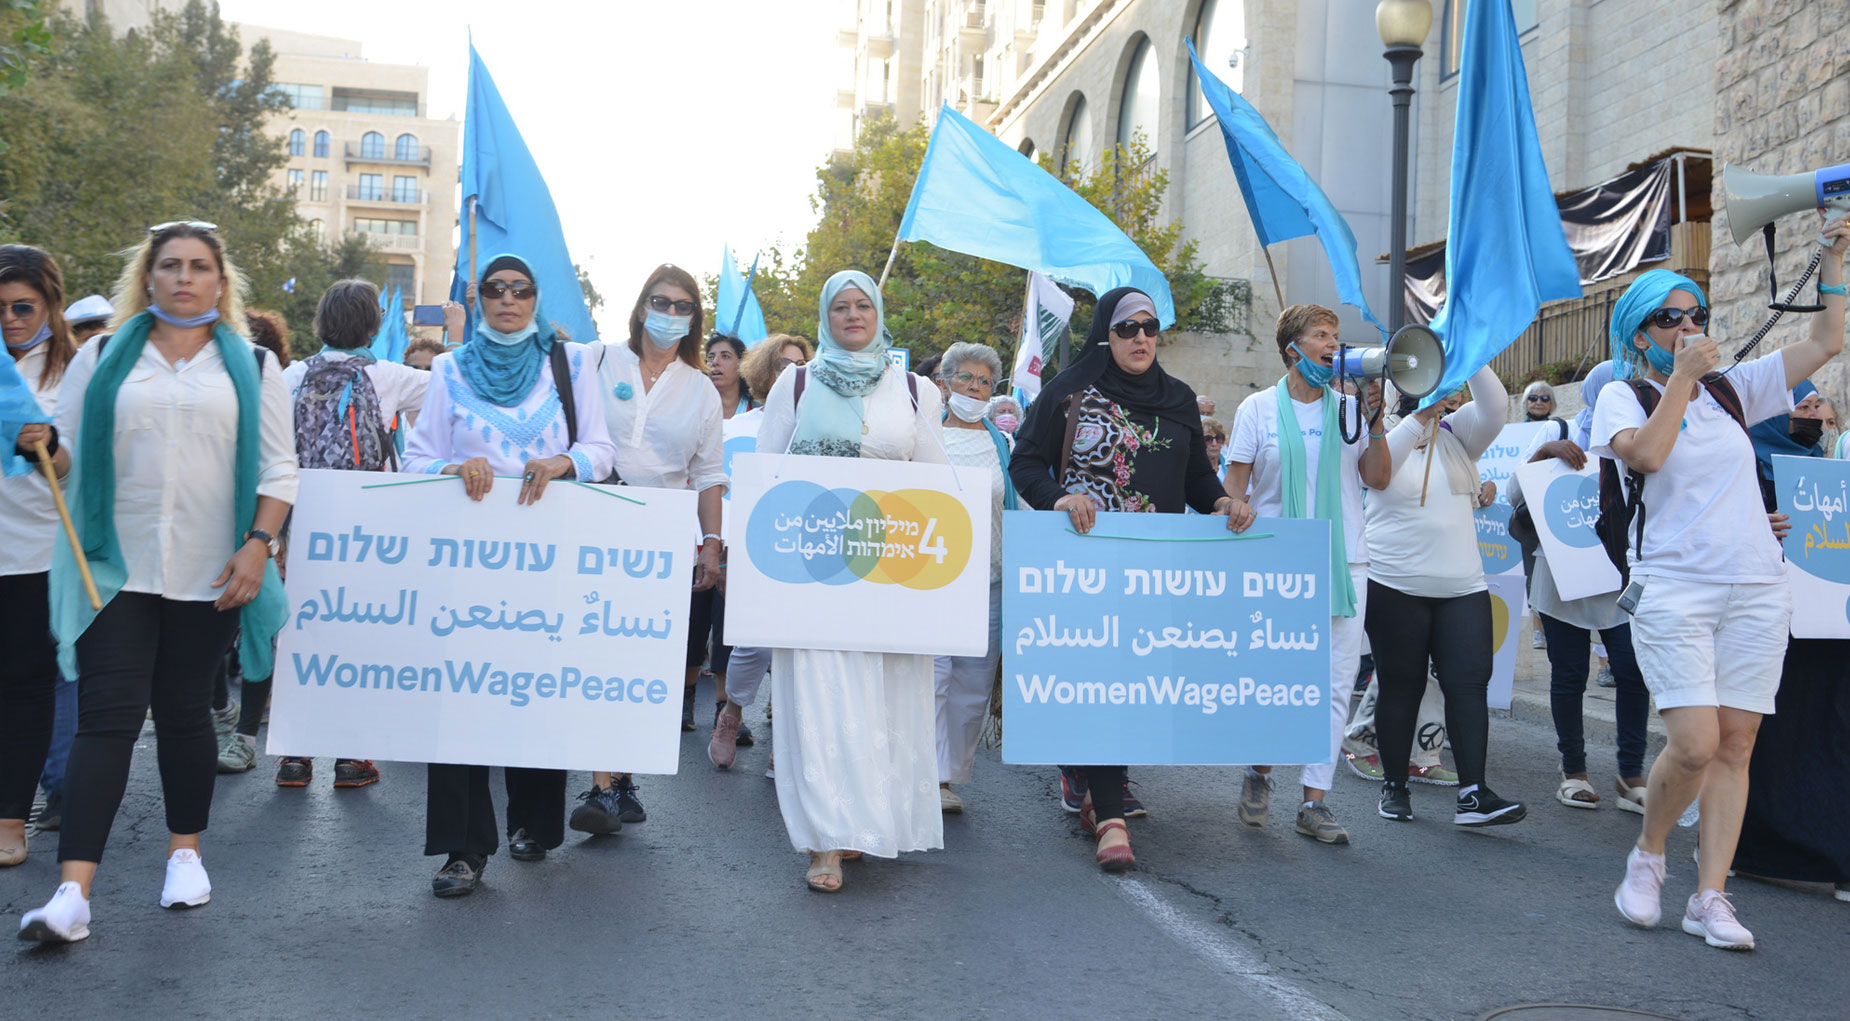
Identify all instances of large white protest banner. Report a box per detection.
[1474,421,1551,575]
[1773,453,1850,638]
[269,470,696,774]
[724,453,991,656]
[1513,458,1620,601]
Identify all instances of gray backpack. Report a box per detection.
[294,352,393,471]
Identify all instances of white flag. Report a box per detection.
[1011,272,1075,406]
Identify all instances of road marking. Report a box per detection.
[1113,877,1350,1021]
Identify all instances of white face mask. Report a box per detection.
[643,309,691,349]
[947,392,990,422]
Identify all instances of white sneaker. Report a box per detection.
[940,786,965,813]
[18,882,91,943]
[1683,889,1755,950]
[160,848,212,908]
[1614,844,1667,927]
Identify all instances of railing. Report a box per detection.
[343,142,432,168]
[345,185,427,204]
[351,230,423,250]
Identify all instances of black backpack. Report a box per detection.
[1592,375,1747,586]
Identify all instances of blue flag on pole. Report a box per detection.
[0,348,50,478]
[715,247,768,343]
[452,41,597,344]
[1423,0,1580,403]
[371,286,408,364]
[1187,41,1385,338]
[897,104,1175,326]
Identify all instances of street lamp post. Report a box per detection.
[1377,0,1432,334]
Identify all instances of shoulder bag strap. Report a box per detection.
[550,342,577,448]
[1056,391,1082,489]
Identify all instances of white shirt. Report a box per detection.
[55,337,299,601]
[0,344,65,575]
[1588,351,1791,584]
[282,349,430,431]
[591,342,726,493]
[401,342,618,481]
[1365,367,1507,598]
[755,363,947,466]
[943,425,1005,581]
[1228,385,1367,563]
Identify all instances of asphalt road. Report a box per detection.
[4,679,1844,1020]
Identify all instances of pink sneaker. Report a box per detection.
[1614,844,1667,927]
[708,708,741,770]
[1683,889,1755,950]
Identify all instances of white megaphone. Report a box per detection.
[1723,161,1850,244]
[1335,324,1446,400]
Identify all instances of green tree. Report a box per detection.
[576,262,604,314]
[273,232,383,360]
[0,0,52,156]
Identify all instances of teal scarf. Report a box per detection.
[1273,376,1357,618]
[50,311,289,680]
[790,270,893,458]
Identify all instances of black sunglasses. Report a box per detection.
[1111,318,1160,340]
[1646,306,1709,330]
[648,294,696,316]
[2,301,40,320]
[1525,394,1552,403]
[481,280,537,301]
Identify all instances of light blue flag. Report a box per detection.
[452,41,597,344]
[715,247,768,343]
[369,286,404,363]
[897,104,1175,326]
[0,347,50,478]
[1187,41,1386,338]
[1423,0,1580,405]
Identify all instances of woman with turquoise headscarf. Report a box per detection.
[1594,211,1849,951]
[753,269,947,893]
[402,252,617,899]
[19,223,297,944]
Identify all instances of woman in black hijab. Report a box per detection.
[1009,287,1233,870]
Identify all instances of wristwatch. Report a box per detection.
[244,528,278,558]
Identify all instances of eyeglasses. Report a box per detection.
[1646,306,1709,330]
[1525,394,1553,403]
[2,301,40,321]
[1111,318,1160,340]
[777,356,807,370]
[951,371,994,389]
[481,280,537,301]
[648,295,696,316]
[148,220,217,234]
[1205,434,1226,444]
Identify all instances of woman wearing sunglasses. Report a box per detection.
[1597,215,1850,951]
[20,222,296,942]
[1009,288,1235,871]
[0,245,79,871]
[401,253,616,898]
[567,265,725,833]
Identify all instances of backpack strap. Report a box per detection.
[550,342,578,449]
[794,365,806,409]
[1623,379,1660,562]
[1056,391,1082,488]
[1698,373,1749,432]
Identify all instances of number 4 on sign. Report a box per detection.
[918,518,948,564]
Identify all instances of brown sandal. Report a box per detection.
[1094,819,1134,872]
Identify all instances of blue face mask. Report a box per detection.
[479,320,539,347]
[1289,343,1333,388]
[1638,334,1677,376]
[643,310,691,349]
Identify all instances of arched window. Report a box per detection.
[1116,36,1159,160]
[1018,138,1036,160]
[360,131,384,159]
[1059,95,1092,175]
[288,128,305,157]
[394,133,418,161]
[313,130,329,158]
[1186,0,1247,128]
[309,218,325,243]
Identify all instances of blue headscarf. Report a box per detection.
[1573,359,1614,450]
[454,253,557,407]
[789,270,894,457]
[1749,379,1823,480]
[1608,269,1707,380]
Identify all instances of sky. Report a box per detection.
[216,0,850,337]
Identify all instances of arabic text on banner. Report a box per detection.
[269,470,696,774]
[1773,453,1850,639]
[1512,457,1620,601]
[1001,511,1332,766]
[1474,420,1551,575]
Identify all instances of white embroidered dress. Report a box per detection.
[401,342,617,483]
[754,364,949,856]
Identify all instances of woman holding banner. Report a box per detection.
[568,265,724,833]
[19,222,296,943]
[931,342,1017,814]
[1223,304,1391,846]
[1009,287,1234,871]
[1596,225,1847,950]
[753,270,946,893]
[1363,361,1524,830]
[0,244,77,869]
[401,252,616,898]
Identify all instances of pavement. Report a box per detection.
[1506,611,1667,757]
[4,672,1842,1020]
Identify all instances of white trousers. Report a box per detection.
[1296,563,1369,792]
[931,581,1002,785]
[725,645,770,706]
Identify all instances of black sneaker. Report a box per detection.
[1455,786,1526,827]
[507,827,546,861]
[681,691,696,732]
[1378,781,1413,821]
[275,757,312,787]
[432,854,484,898]
[568,785,623,835]
[33,790,61,831]
[614,776,647,823]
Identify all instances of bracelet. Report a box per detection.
[701,532,723,544]
[1821,282,1847,296]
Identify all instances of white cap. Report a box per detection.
[64,294,112,325]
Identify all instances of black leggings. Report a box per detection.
[0,572,58,820]
[686,586,732,674]
[1084,766,1127,822]
[1363,580,1493,789]
[425,764,566,858]
[59,593,239,863]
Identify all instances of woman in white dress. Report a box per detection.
[753,270,947,892]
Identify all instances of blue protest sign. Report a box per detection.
[1474,421,1549,574]
[1002,511,1332,766]
[1773,453,1850,638]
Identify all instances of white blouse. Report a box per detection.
[755,364,948,466]
[591,342,726,493]
[55,336,300,601]
[401,342,617,481]
[942,425,1004,581]
[0,344,65,576]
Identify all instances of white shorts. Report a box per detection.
[1627,577,1790,714]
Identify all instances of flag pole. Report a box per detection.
[1011,270,1033,388]
[467,195,478,286]
[876,236,902,289]
[33,443,100,610]
[730,252,759,335]
[1260,244,1286,311]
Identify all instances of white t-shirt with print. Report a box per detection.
[1588,351,1792,584]
[1228,385,1366,562]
